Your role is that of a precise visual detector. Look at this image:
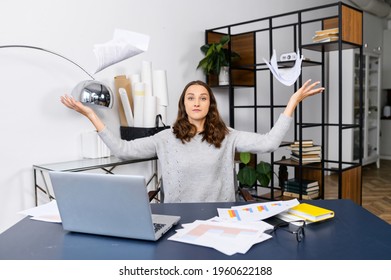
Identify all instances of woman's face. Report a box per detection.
[184,84,210,125]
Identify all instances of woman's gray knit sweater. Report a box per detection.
[98,114,292,203]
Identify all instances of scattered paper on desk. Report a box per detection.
[217,199,299,222]
[93,29,150,73]
[169,200,299,255]
[18,200,61,223]
[263,49,303,86]
[168,219,273,256]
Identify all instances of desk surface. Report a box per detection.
[1,199,391,260]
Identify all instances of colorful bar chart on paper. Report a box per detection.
[217,199,299,221]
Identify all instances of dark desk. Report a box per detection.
[1,199,391,260]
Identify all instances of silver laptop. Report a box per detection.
[49,171,180,241]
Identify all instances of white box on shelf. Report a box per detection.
[81,130,111,159]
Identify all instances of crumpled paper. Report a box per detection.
[263,49,303,86]
[93,29,150,73]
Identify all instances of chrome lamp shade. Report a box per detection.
[71,80,113,109]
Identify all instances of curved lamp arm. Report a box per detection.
[0,44,95,80]
[0,44,114,108]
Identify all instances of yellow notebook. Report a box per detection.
[288,203,334,222]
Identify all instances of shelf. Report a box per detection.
[275,158,360,172]
[206,31,255,87]
[251,60,322,71]
[302,41,361,52]
[304,5,362,52]
[205,1,363,204]
[274,158,321,167]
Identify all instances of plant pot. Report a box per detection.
[218,66,229,85]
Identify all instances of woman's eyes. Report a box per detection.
[187,96,208,101]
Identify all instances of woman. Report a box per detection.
[61,79,324,203]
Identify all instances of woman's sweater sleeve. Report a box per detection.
[234,113,292,153]
[97,126,157,160]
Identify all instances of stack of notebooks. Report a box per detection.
[288,203,334,222]
[288,140,321,164]
[312,27,339,43]
[283,178,319,199]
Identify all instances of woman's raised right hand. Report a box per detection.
[60,94,94,118]
[60,94,106,132]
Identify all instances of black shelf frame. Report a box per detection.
[204,1,364,203]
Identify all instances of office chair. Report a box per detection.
[147,180,256,203]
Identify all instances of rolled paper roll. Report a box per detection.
[119,88,134,127]
[152,70,169,106]
[141,60,153,96]
[129,73,140,100]
[156,97,168,124]
[143,95,157,127]
[114,75,133,126]
[157,105,167,125]
[133,82,145,127]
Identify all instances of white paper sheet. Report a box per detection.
[93,29,150,73]
[18,200,61,223]
[168,220,273,255]
[263,49,303,86]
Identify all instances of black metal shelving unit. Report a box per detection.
[204,1,364,204]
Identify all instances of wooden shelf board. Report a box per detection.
[302,41,361,52]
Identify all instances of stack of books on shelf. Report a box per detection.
[288,140,321,164]
[312,27,339,43]
[283,178,320,200]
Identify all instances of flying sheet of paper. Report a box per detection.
[263,49,303,86]
[217,199,299,222]
[93,29,150,73]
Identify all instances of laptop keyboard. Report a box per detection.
[153,223,166,232]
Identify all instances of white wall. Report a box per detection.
[0,0,337,233]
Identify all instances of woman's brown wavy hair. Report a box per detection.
[173,80,229,148]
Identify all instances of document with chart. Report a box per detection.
[168,219,273,255]
[217,199,299,222]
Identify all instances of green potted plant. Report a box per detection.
[237,152,272,188]
[197,35,240,85]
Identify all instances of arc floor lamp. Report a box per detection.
[0,44,114,108]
